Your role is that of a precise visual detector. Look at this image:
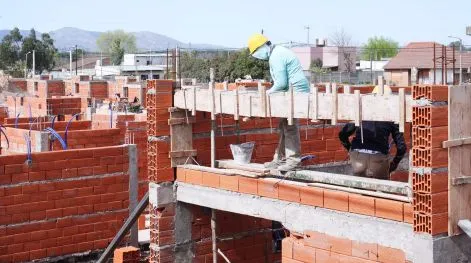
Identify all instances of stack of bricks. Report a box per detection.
[282,231,408,263]
[113,246,140,263]
[146,79,175,263]
[411,85,449,235]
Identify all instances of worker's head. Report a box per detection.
[248,33,271,60]
[372,85,392,95]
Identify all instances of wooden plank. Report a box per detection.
[170,110,195,167]
[174,88,413,122]
[354,90,361,127]
[168,117,196,125]
[288,86,294,125]
[452,176,471,186]
[399,88,405,132]
[449,84,471,235]
[169,150,197,158]
[377,76,384,95]
[311,85,318,121]
[234,87,239,121]
[332,83,338,125]
[192,86,197,116]
[443,137,471,148]
[258,82,267,117]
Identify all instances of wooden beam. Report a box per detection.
[288,86,294,125]
[452,176,471,186]
[332,83,338,125]
[443,137,471,148]
[399,88,405,132]
[169,109,195,167]
[174,88,413,123]
[448,84,471,235]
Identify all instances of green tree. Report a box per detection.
[0,27,23,70]
[20,29,57,74]
[448,41,468,51]
[96,30,136,65]
[361,36,399,60]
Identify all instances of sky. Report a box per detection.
[1,0,470,48]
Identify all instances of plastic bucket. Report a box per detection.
[230,142,255,164]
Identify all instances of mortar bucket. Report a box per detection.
[230,142,255,164]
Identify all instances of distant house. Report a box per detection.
[95,53,170,80]
[383,42,471,86]
[291,45,357,74]
[356,60,390,72]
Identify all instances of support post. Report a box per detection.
[377,76,384,95]
[332,83,338,125]
[288,86,294,125]
[354,90,361,127]
[398,88,405,132]
[127,144,138,247]
[211,209,217,263]
[311,84,318,122]
[210,68,216,168]
[258,81,267,117]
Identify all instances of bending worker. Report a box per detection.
[338,87,407,179]
[248,33,309,171]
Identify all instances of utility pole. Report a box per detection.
[32,50,35,77]
[25,51,31,78]
[75,45,78,76]
[81,49,84,75]
[304,26,310,45]
[69,50,73,79]
[448,36,463,84]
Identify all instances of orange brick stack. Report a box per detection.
[113,246,140,263]
[146,80,175,263]
[411,85,449,235]
[0,146,129,262]
[146,80,173,183]
[282,231,409,262]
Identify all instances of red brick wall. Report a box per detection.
[282,231,409,263]
[47,81,66,97]
[8,79,27,91]
[0,128,42,155]
[0,146,130,262]
[90,82,109,99]
[52,128,122,150]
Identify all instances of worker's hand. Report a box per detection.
[389,161,399,173]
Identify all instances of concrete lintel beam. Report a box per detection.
[176,182,433,262]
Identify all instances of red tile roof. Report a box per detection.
[384,42,471,70]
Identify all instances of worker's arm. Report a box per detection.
[389,123,407,172]
[338,123,357,151]
[267,53,288,93]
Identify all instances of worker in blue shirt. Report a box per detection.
[248,33,310,171]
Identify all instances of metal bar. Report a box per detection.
[97,191,149,263]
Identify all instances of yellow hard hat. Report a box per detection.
[372,85,392,95]
[248,33,269,54]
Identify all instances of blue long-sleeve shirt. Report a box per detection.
[268,45,310,93]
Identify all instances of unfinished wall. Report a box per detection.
[0,146,130,262]
[8,79,27,92]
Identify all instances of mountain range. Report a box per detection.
[0,27,226,51]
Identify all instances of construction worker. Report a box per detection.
[338,86,407,179]
[248,33,309,171]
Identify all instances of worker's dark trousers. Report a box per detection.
[273,118,301,165]
[349,150,390,179]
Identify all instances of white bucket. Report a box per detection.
[230,141,255,164]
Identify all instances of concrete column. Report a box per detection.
[174,202,194,263]
[35,131,50,152]
[128,144,139,247]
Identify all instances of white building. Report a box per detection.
[95,53,171,80]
